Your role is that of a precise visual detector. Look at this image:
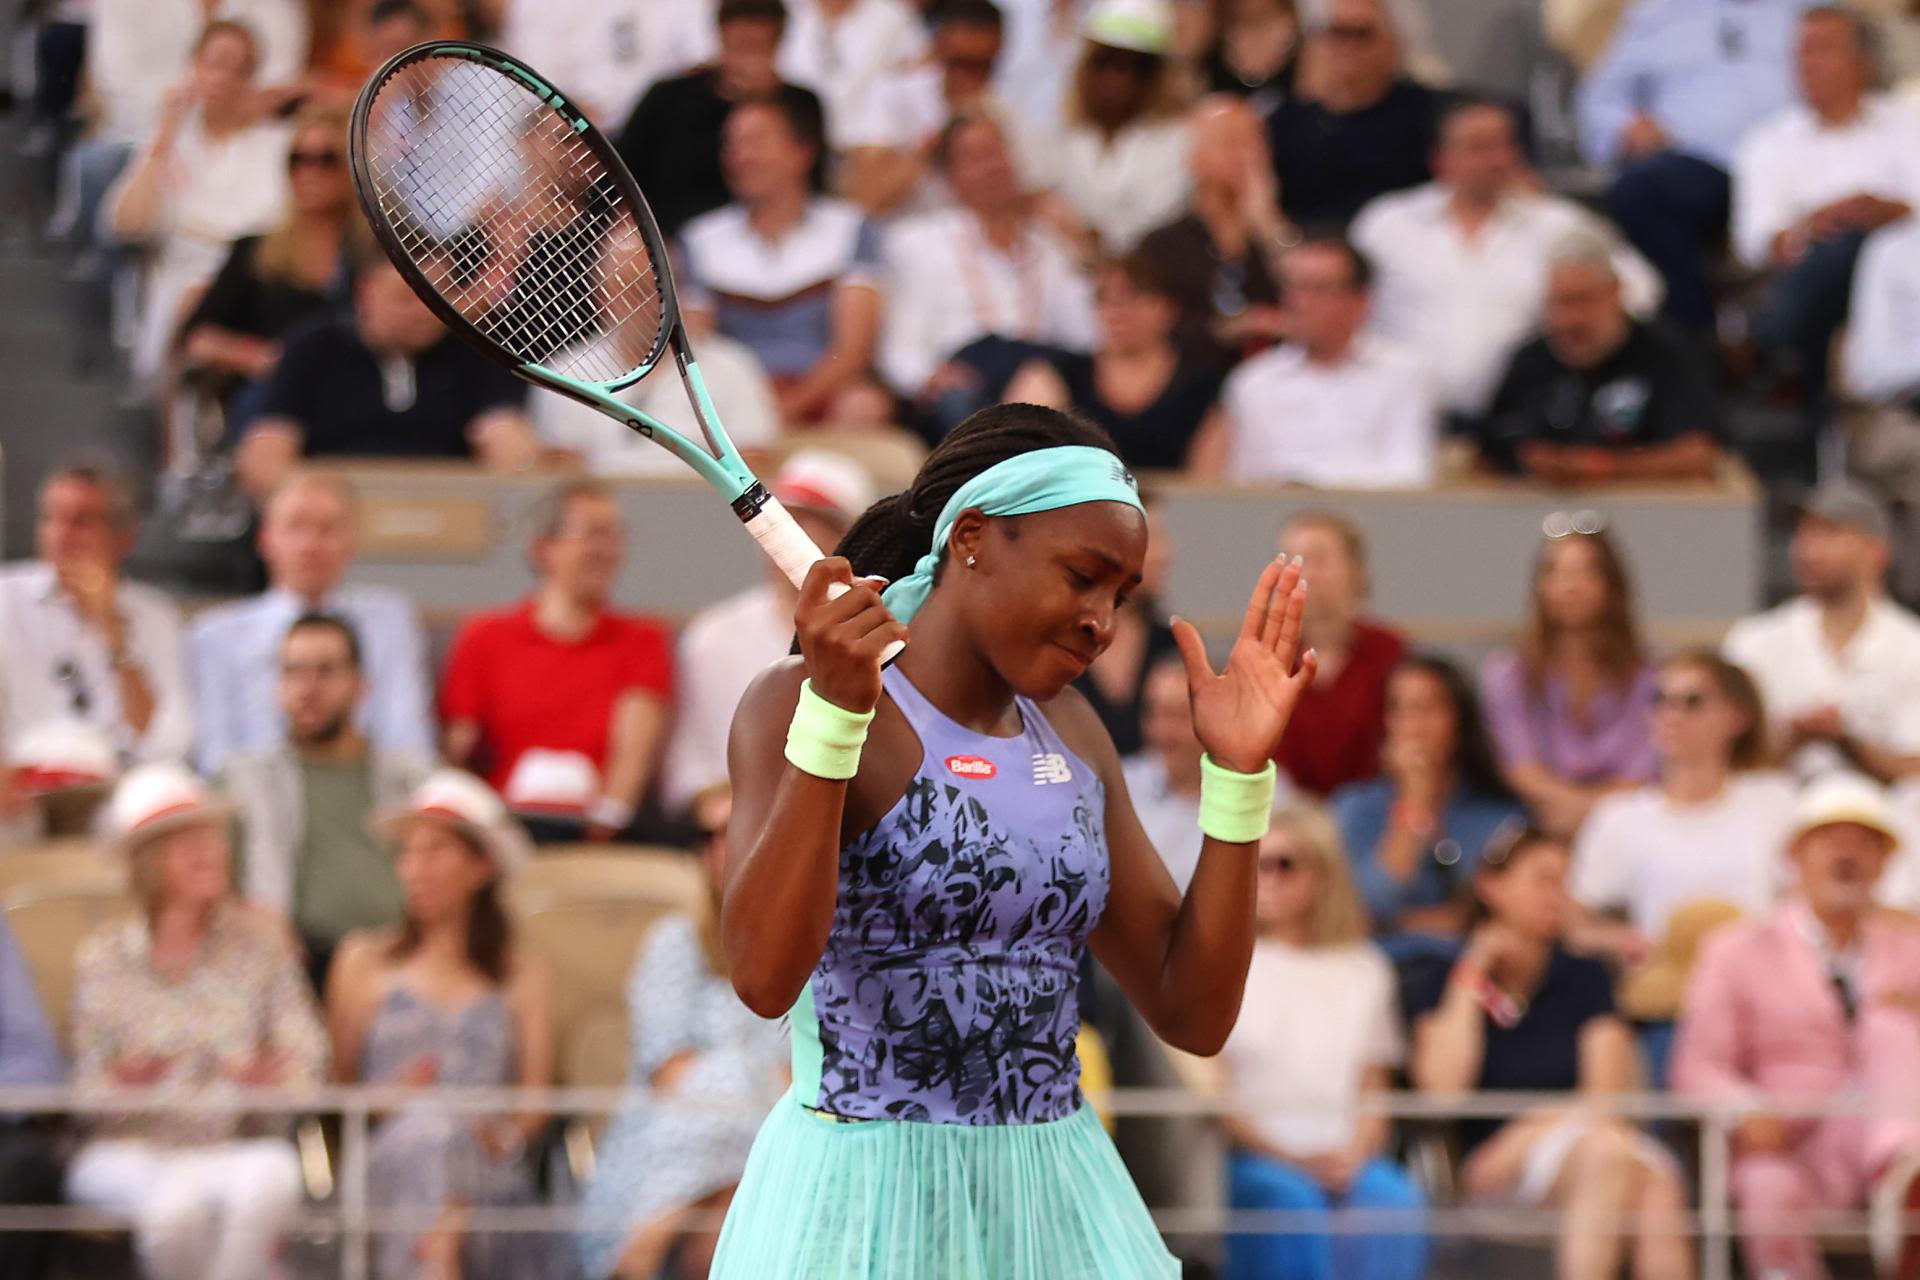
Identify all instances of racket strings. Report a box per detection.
[360,57,668,384]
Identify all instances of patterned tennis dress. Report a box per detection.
[709,665,1179,1278]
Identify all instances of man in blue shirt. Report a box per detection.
[0,910,63,1280]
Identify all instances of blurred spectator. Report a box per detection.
[306,0,440,104]
[1408,826,1691,1277]
[1199,0,1300,117]
[1050,0,1194,255]
[441,480,674,840]
[613,0,824,240]
[1334,655,1525,954]
[1194,235,1438,487]
[1353,99,1662,424]
[223,614,428,990]
[1734,5,1920,402]
[1844,219,1920,599]
[66,763,326,1280]
[1003,252,1225,470]
[499,0,713,130]
[661,452,871,812]
[1264,0,1438,228]
[176,105,356,430]
[1295,0,1446,82]
[1217,806,1426,1280]
[1672,772,1920,1280]
[1272,511,1406,797]
[1724,484,1920,783]
[680,97,888,426]
[0,455,193,770]
[189,472,433,773]
[103,20,291,385]
[1578,0,1808,329]
[1075,500,1179,755]
[877,112,1095,430]
[1137,96,1287,369]
[1480,527,1658,835]
[326,770,559,1280]
[577,786,788,1280]
[776,0,927,151]
[1475,236,1722,482]
[235,255,537,500]
[0,911,62,1280]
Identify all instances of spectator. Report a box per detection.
[1724,484,1920,783]
[1264,0,1439,228]
[65,763,327,1280]
[1844,218,1920,598]
[680,96,888,426]
[660,451,872,813]
[776,0,928,152]
[0,455,192,769]
[1475,235,1722,482]
[1352,98,1663,424]
[1672,772,1920,1280]
[1193,235,1438,487]
[1480,526,1659,834]
[1199,0,1300,117]
[1733,4,1920,402]
[189,471,433,773]
[441,480,674,840]
[499,0,712,130]
[0,911,63,1280]
[325,769,558,1280]
[1003,251,1226,470]
[1334,655,1526,955]
[613,0,825,240]
[1408,826,1692,1280]
[103,19,291,386]
[1273,511,1407,797]
[1578,0,1808,329]
[1137,96,1288,369]
[222,614,430,990]
[577,785,788,1280]
[1218,805,1427,1280]
[176,105,357,430]
[306,0,440,107]
[1074,499,1179,755]
[1050,0,1194,255]
[235,254,537,500]
[878,111,1095,431]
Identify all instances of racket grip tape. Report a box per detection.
[741,492,906,662]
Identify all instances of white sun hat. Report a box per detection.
[104,762,233,856]
[373,768,532,874]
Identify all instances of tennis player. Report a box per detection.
[713,405,1316,1277]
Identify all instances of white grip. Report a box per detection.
[743,495,905,661]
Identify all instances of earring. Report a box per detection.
[966,555,977,567]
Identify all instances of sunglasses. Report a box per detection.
[1257,855,1300,875]
[1653,689,1709,711]
[1542,508,1607,538]
[288,149,344,171]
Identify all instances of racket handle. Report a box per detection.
[743,494,907,662]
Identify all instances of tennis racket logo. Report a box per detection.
[944,755,998,780]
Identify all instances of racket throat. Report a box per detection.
[730,481,774,523]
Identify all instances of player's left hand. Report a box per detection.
[1171,555,1317,775]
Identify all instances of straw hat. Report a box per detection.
[103,763,233,857]
[372,768,532,874]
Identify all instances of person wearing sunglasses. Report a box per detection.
[1215,805,1428,1280]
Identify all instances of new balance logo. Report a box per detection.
[1031,753,1073,785]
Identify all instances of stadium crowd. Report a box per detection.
[8,0,1920,1276]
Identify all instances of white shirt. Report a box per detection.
[91,0,308,145]
[1220,334,1439,488]
[498,0,716,129]
[1350,183,1663,415]
[680,199,881,302]
[1731,95,1920,268]
[1054,118,1193,255]
[530,331,780,475]
[659,583,794,811]
[1220,939,1402,1155]
[1723,595,1920,773]
[1844,218,1920,404]
[1571,773,1797,938]
[837,69,1048,205]
[777,0,928,150]
[0,563,192,766]
[878,206,1095,393]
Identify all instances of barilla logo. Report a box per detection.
[945,755,998,779]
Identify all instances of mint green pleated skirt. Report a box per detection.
[708,1092,1179,1279]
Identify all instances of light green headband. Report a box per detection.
[880,445,1145,623]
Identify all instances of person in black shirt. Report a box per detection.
[1266,0,1438,228]
[613,0,826,239]
[1478,237,1722,483]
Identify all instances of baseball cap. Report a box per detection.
[1796,483,1890,543]
[1084,0,1173,54]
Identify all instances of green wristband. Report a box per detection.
[785,679,877,780]
[1198,754,1278,844]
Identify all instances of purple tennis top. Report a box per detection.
[788,665,1110,1125]
[1478,648,1659,786]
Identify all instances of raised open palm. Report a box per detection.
[1170,556,1318,774]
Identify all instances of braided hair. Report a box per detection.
[834,405,1121,585]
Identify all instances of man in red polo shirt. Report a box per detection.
[439,480,673,841]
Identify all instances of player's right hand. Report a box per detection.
[795,558,907,715]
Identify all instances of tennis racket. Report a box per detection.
[349,40,880,623]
